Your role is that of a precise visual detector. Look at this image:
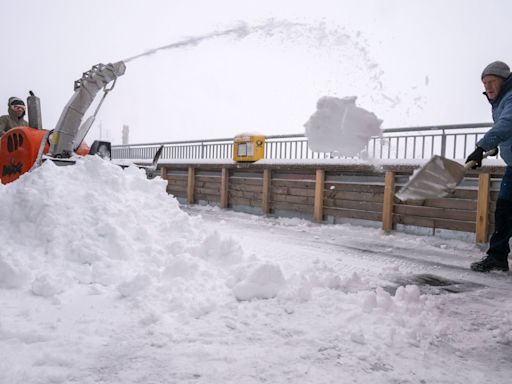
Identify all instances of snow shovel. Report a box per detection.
[395,149,497,201]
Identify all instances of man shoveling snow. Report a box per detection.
[466,60,512,273]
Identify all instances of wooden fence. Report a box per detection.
[159,162,506,243]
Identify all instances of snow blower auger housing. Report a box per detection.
[0,62,126,184]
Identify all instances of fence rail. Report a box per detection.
[112,122,494,161]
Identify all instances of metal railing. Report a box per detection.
[112,122,494,161]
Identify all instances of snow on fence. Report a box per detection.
[112,122,494,161]
[158,162,505,243]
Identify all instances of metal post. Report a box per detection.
[441,129,447,157]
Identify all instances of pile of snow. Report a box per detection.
[304,96,382,156]
[0,157,284,307]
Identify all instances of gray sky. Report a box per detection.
[1,0,510,144]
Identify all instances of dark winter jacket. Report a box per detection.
[0,107,28,136]
[477,75,512,165]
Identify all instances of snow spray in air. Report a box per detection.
[122,19,305,63]
[118,19,422,146]
[119,19,396,112]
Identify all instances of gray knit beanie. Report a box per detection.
[8,96,24,106]
[481,61,511,80]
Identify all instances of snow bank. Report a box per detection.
[0,157,261,309]
[304,96,382,156]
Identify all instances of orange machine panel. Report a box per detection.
[0,127,50,184]
[75,142,90,156]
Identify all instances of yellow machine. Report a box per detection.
[233,135,265,162]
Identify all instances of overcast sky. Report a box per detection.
[1,0,510,145]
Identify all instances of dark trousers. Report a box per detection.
[487,166,512,263]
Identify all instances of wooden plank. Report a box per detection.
[195,170,222,177]
[230,177,263,186]
[437,189,478,199]
[324,199,383,212]
[382,171,395,232]
[169,192,187,199]
[195,178,221,187]
[272,194,314,205]
[187,167,195,204]
[220,168,229,209]
[271,201,313,214]
[394,205,475,221]
[326,170,386,179]
[262,169,271,215]
[314,169,325,222]
[271,179,317,190]
[166,175,188,182]
[327,190,385,203]
[230,196,261,207]
[167,176,188,183]
[196,173,221,185]
[272,185,316,197]
[167,182,187,189]
[196,187,221,196]
[324,183,386,194]
[288,187,316,197]
[229,184,263,193]
[231,171,263,179]
[167,188,188,196]
[404,198,477,211]
[166,183,188,191]
[229,189,262,199]
[196,194,220,204]
[229,188,261,196]
[167,170,188,177]
[324,207,382,222]
[272,171,316,181]
[475,173,491,243]
[393,215,475,233]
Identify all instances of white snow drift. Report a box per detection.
[0,157,284,304]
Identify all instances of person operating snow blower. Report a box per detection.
[0,97,28,137]
[466,61,512,272]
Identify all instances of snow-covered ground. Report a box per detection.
[0,157,511,384]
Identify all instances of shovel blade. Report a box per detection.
[395,155,466,201]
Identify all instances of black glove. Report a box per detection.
[465,147,484,169]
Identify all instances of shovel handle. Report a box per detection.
[464,148,498,170]
[464,160,478,170]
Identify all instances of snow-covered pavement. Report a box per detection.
[0,158,511,384]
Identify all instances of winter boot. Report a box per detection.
[470,256,509,272]
[471,198,512,272]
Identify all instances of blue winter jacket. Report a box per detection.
[477,75,512,165]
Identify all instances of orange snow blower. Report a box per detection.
[0,62,163,184]
[0,127,92,184]
[0,62,126,184]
